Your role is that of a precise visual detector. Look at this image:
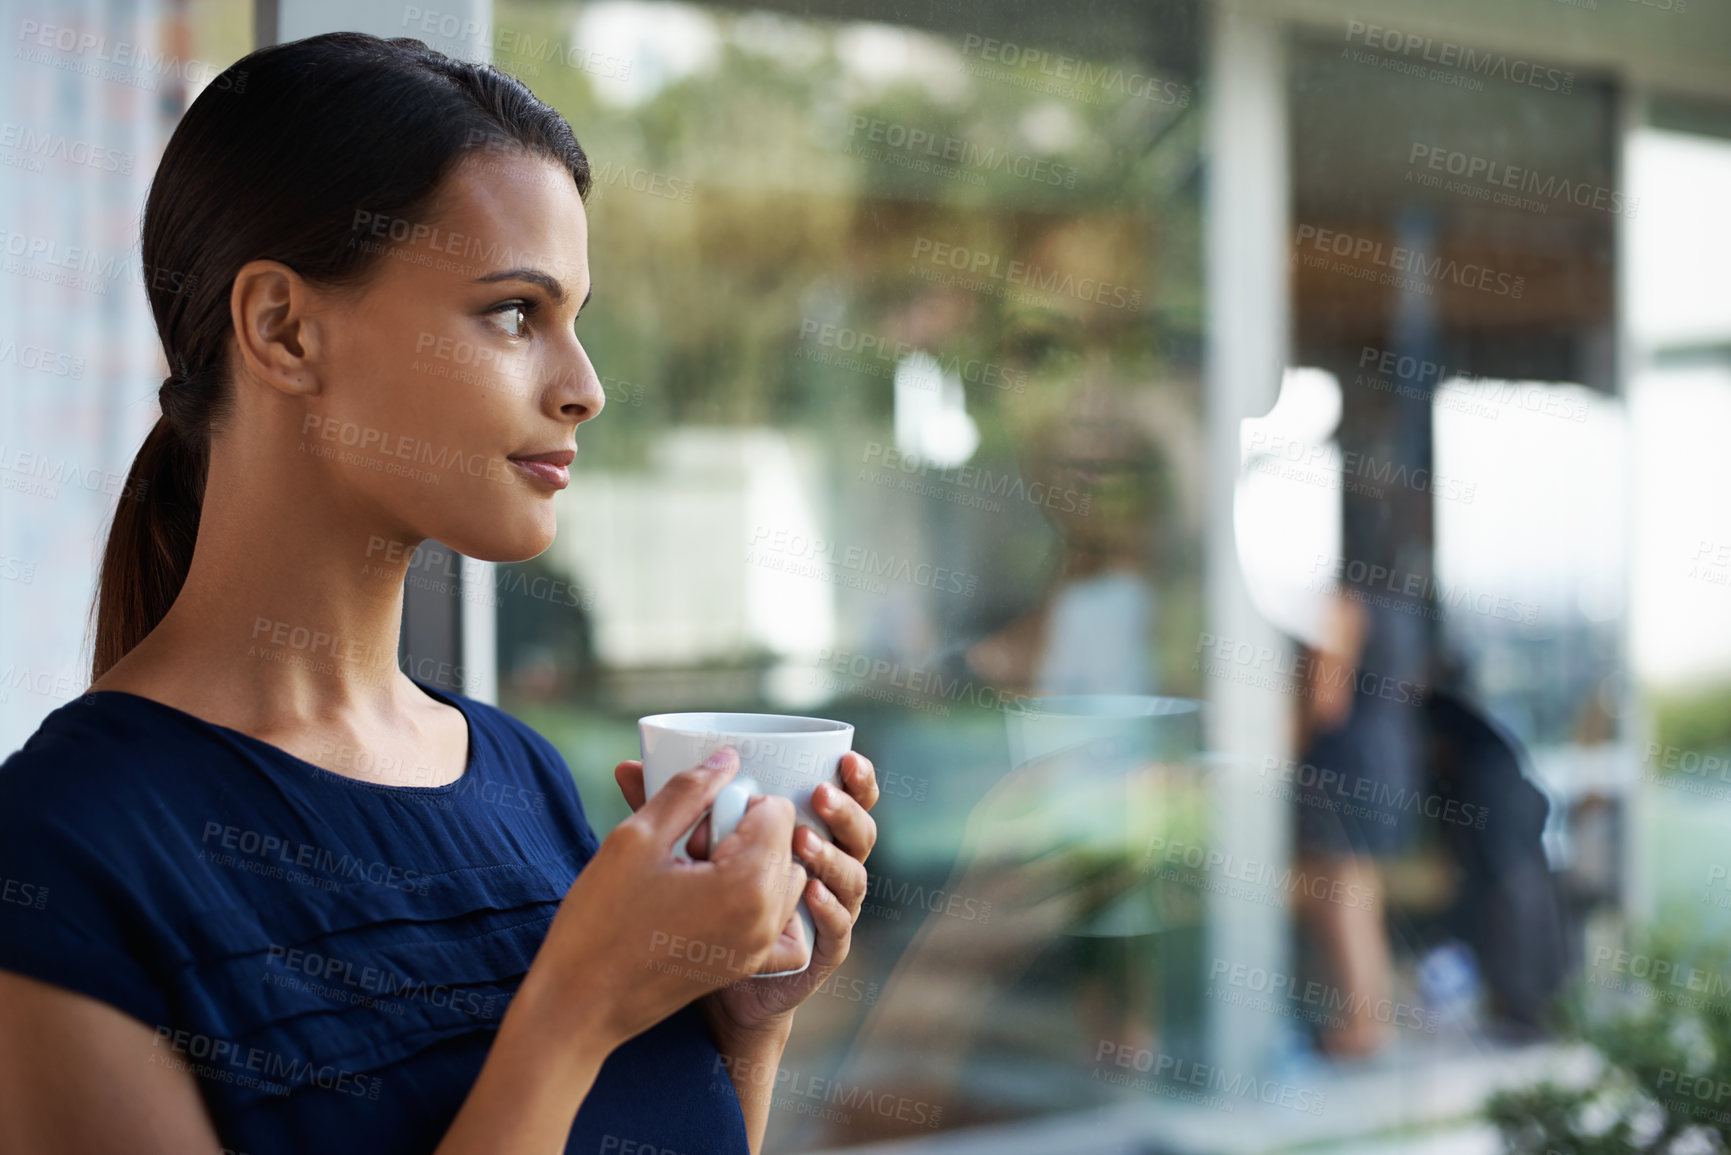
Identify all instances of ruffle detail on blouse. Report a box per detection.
[161,850,585,1110]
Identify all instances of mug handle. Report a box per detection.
[672,775,757,863]
[707,775,757,849]
[706,775,815,979]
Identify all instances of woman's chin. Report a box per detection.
[439,520,557,565]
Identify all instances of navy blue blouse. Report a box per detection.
[0,679,748,1155]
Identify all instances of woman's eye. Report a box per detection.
[488,302,531,338]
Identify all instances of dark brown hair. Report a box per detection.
[91,32,592,682]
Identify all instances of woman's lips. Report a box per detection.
[508,459,569,488]
[507,448,576,490]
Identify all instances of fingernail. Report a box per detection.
[815,782,834,805]
[703,747,737,769]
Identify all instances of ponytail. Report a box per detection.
[90,411,208,682]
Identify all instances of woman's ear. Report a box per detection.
[229,258,325,399]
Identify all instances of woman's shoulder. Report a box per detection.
[0,692,245,891]
[0,693,217,1028]
[0,691,190,808]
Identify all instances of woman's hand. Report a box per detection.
[524,750,808,1052]
[613,752,880,1043]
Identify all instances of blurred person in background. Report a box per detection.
[1288,586,1567,1058]
[1287,590,1422,1058]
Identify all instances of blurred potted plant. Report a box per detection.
[1489,927,1731,1153]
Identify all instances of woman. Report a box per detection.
[0,31,878,1155]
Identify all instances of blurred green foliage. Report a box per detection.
[1490,925,1731,1153]
[483,0,1208,699]
[488,0,1202,457]
[1649,684,1731,762]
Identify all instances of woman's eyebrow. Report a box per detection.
[473,267,593,311]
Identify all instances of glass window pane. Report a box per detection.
[489,1,1206,1141]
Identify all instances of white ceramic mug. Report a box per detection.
[638,711,854,978]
